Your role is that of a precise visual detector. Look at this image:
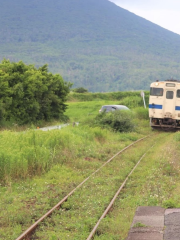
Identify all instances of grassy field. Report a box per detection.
[65,90,149,123]
[2,94,179,239]
[0,129,149,239]
[1,128,180,239]
[31,132,172,240]
[65,100,118,122]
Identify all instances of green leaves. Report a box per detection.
[0,59,72,124]
[94,110,135,132]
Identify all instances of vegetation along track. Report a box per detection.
[16,132,168,240]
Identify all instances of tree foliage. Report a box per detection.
[0,59,72,124]
[73,87,88,93]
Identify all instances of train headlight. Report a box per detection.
[155,83,159,86]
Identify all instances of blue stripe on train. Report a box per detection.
[149,104,162,109]
[149,105,180,110]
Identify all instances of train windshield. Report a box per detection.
[177,90,180,98]
[150,87,163,96]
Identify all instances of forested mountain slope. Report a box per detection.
[1,0,180,91]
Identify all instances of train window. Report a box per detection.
[177,90,180,98]
[166,91,174,99]
[150,87,163,96]
[166,83,175,87]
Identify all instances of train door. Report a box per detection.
[163,89,176,118]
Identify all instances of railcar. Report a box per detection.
[149,79,180,128]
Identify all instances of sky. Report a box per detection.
[109,0,180,35]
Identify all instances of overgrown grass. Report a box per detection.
[0,127,101,184]
[27,132,174,239]
[133,107,149,120]
[1,118,177,239]
[0,124,146,185]
[93,132,180,239]
[0,126,148,239]
[0,98,150,185]
[0,95,152,239]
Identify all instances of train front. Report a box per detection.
[149,80,180,128]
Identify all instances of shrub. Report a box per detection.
[94,110,135,132]
[73,87,88,93]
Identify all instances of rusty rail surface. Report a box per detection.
[16,135,149,240]
[86,144,155,240]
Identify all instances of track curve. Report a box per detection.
[16,135,150,240]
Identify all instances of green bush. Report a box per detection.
[73,87,88,93]
[94,110,135,132]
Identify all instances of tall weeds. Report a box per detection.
[0,127,108,184]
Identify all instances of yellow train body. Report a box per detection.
[149,80,180,128]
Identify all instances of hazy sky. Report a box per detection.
[109,0,180,35]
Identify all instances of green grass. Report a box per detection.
[26,132,175,239]
[133,222,148,228]
[65,100,149,123]
[0,126,149,239]
[0,98,152,239]
[0,126,116,184]
[0,121,178,239]
[67,91,149,103]
[0,97,150,185]
[65,101,118,122]
[93,132,180,239]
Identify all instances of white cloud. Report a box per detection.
[109,0,180,35]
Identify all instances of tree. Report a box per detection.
[0,59,72,124]
[73,87,88,93]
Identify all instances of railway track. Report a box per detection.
[86,145,154,240]
[16,133,159,240]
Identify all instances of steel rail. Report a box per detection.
[16,135,149,240]
[86,144,155,240]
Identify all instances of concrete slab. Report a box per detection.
[126,207,180,240]
[135,206,165,216]
[132,216,164,228]
[126,232,163,240]
[126,207,164,240]
[164,225,180,240]
[164,209,180,240]
[130,227,163,233]
[165,212,180,225]
[165,208,180,215]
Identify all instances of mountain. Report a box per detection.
[1,0,180,92]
